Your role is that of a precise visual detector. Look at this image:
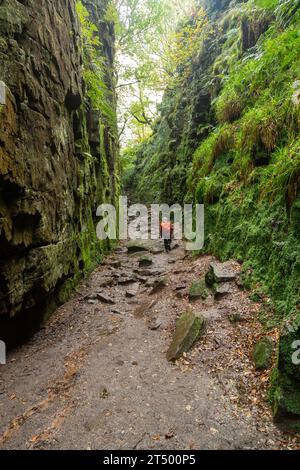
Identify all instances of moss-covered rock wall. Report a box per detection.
[0,0,119,347]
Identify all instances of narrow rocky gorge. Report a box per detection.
[0,0,300,451]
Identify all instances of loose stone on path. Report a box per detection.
[166,310,205,361]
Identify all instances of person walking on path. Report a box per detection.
[161,217,174,252]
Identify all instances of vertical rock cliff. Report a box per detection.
[0,0,119,347]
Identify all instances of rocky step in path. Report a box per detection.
[0,240,298,450]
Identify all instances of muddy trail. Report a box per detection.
[0,240,299,450]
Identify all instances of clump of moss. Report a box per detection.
[252,337,274,370]
[189,279,209,300]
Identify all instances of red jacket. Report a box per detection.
[161,222,174,238]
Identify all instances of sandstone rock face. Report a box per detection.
[0,0,119,347]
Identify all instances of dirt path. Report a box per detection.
[0,240,299,450]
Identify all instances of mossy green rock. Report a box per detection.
[189,279,209,300]
[139,256,153,267]
[252,337,273,370]
[166,310,205,361]
[123,0,300,424]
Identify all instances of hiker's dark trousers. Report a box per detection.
[164,239,171,252]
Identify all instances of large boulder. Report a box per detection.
[166,310,205,361]
[206,261,238,286]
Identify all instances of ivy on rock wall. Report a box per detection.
[0,0,119,347]
[127,0,300,426]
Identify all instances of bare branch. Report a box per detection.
[116,80,140,89]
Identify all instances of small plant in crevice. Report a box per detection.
[76,0,116,129]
